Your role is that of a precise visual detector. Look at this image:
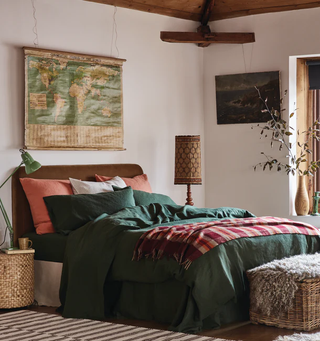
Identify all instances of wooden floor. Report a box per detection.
[1,305,320,341]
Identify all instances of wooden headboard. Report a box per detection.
[11,164,143,246]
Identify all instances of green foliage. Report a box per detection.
[253,87,320,176]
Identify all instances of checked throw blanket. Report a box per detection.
[133,216,320,269]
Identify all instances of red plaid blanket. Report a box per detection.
[133,216,320,269]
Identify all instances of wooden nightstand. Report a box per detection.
[0,251,34,308]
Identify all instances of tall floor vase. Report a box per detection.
[295,176,309,216]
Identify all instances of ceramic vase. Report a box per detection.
[295,176,309,216]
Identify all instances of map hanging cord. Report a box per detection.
[31,0,39,47]
[113,6,120,58]
[110,6,119,58]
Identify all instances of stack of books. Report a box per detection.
[1,248,35,255]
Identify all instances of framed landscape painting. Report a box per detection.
[215,71,280,125]
[24,47,126,150]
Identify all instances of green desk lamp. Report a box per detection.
[0,149,41,249]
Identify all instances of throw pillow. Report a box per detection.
[44,187,135,235]
[95,174,152,193]
[20,178,73,235]
[70,176,126,195]
[113,186,176,206]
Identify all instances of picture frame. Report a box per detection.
[215,71,280,125]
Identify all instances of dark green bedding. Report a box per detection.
[24,232,67,262]
[59,204,320,333]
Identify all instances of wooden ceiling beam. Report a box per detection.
[197,0,216,47]
[201,0,215,26]
[85,0,201,21]
[85,0,320,22]
[210,1,320,21]
[160,31,255,44]
[197,25,211,48]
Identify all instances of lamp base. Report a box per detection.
[185,184,194,206]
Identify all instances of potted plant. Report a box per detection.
[253,87,320,215]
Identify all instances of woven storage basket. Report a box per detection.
[248,273,320,331]
[0,253,34,309]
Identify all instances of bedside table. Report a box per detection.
[0,252,34,308]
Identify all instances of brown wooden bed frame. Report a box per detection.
[11,164,143,246]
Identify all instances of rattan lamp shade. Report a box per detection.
[174,135,202,185]
[174,135,202,206]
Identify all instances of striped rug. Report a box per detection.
[0,310,236,341]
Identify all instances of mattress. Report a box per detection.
[23,232,67,263]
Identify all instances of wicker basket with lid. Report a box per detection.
[248,272,320,331]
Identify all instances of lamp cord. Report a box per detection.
[0,228,7,247]
[0,162,23,248]
[0,199,11,231]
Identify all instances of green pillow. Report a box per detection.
[113,186,176,206]
[44,187,135,235]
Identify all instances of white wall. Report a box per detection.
[0,0,205,246]
[3,1,320,247]
[204,8,320,221]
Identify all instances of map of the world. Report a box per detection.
[27,56,122,126]
[24,48,125,150]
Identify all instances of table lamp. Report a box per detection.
[174,135,202,206]
[0,149,41,249]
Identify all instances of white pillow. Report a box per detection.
[69,176,126,195]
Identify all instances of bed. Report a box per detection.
[11,164,320,334]
[12,164,143,306]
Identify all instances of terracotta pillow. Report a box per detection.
[20,178,73,234]
[95,174,152,193]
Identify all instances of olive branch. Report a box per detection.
[253,87,320,176]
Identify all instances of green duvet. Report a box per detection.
[59,204,320,333]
